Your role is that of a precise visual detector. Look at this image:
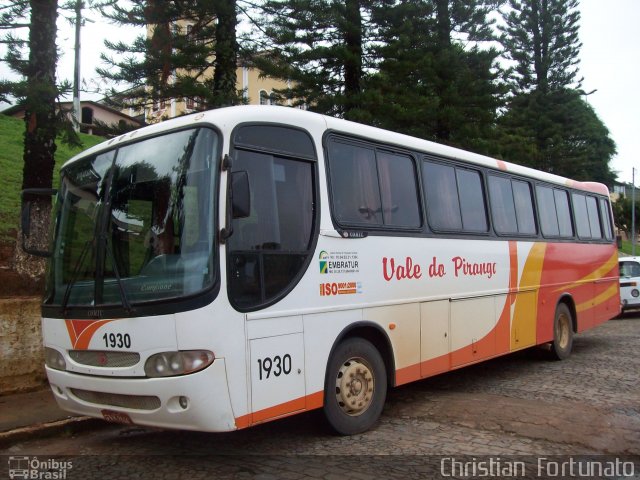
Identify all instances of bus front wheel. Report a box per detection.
[323,337,387,435]
[549,303,574,360]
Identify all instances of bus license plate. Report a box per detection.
[101,409,134,425]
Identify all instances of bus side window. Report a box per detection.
[599,198,614,241]
[423,162,462,230]
[536,186,574,239]
[537,186,560,237]
[376,151,421,227]
[326,138,421,229]
[422,160,487,233]
[585,195,603,239]
[488,175,536,236]
[327,141,382,226]
[572,193,592,239]
[554,189,573,238]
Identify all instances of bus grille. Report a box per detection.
[69,350,140,368]
[70,389,161,411]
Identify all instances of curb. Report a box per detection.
[0,417,108,450]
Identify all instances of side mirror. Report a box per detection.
[616,235,623,249]
[231,171,250,219]
[21,188,57,257]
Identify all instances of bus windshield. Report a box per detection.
[45,127,219,310]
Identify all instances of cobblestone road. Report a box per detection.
[3,317,640,479]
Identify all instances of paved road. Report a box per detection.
[3,316,639,479]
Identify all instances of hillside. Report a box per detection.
[0,114,105,243]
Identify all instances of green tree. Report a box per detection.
[497,0,616,184]
[98,0,242,114]
[612,193,639,239]
[364,0,504,153]
[255,0,504,147]
[0,1,30,103]
[430,0,502,144]
[20,0,59,198]
[500,0,582,94]
[1,0,68,276]
[611,194,628,236]
[252,0,375,120]
[211,0,238,108]
[498,89,616,185]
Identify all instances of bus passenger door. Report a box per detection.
[247,318,306,425]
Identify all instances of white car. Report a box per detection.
[619,256,640,312]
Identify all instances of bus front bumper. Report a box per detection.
[45,358,238,432]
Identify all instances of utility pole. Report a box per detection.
[72,0,82,133]
[633,167,636,256]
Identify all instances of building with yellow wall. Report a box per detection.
[122,20,303,124]
[133,64,303,124]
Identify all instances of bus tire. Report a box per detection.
[323,337,387,435]
[549,303,574,360]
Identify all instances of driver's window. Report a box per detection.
[228,125,316,310]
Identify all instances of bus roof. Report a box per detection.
[64,105,610,196]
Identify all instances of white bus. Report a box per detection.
[24,106,619,435]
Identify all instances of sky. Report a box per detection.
[578,0,640,185]
[2,1,639,184]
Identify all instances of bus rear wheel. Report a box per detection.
[549,303,574,360]
[323,337,387,435]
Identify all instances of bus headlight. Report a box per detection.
[44,347,66,371]
[144,350,215,377]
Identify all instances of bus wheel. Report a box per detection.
[549,303,574,360]
[323,337,387,435]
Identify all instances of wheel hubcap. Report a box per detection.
[335,358,374,416]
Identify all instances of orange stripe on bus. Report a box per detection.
[75,320,114,350]
[576,282,619,313]
[234,391,324,430]
[65,319,114,350]
[64,320,78,346]
[396,363,421,385]
[552,251,617,293]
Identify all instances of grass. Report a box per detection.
[618,239,639,257]
[0,115,105,242]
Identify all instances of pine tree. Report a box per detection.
[365,0,504,153]
[98,0,242,114]
[432,0,502,144]
[1,0,67,276]
[497,0,616,185]
[363,1,438,135]
[500,0,582,94]
[0,1,30,103]
[211,0,238,108]
[252,0,375,120]
[254,0,504,144]
[20,0,59,197]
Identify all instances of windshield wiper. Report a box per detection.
[104,236,133,314]
[61,238,93,316]
[60,235,133,315]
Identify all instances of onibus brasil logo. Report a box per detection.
[8,456,72,479]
